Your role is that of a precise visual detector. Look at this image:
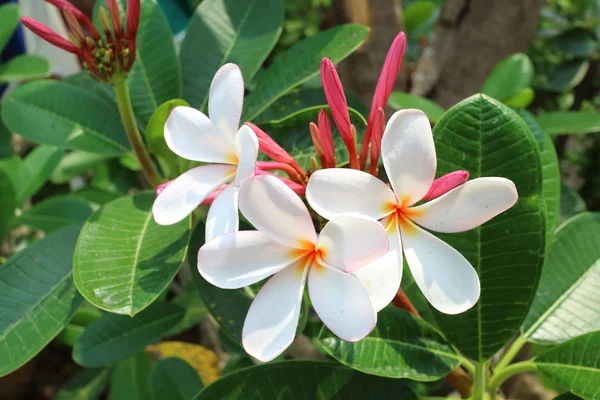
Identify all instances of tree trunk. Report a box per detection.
[411,0,545,109]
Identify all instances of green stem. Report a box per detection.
[458,355,476,375]
[487,361,537,394]
[472,361,487,400]
[494,333,528,372]
[113,79,162,187]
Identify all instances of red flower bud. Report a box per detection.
[317,110,336,169]
[20,17,80,54]
[369,107,385,176]
[422,171,470,201]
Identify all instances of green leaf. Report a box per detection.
[127,0,182,124]
[553,393,584,400]
[73,192,190,316]
[167,284,208,336]
[0,54,50,83]
[194,361,417,399]
[181,0,284,110]
[0,168,16,239]
[387,92,445,123]
[0,225,84,377]
[50,151,112,185]
[545,60,590,92]
[146,99,188,175]
[150,357,204,400]
[13,145,64,205]
[15,196,93,233]
[536,112,600,136]
[536,331,600,399]
[1,80,129,155]
[555,28,598,57]
[0,3,19,53]
[108,353,153,400]
[318,308,460,380]
[55,368,110,400]
[482,53,534,102]
[522,213,600,344]
[503,87,535,108]
[243,24,370,121]
[403,1,438,33]
[430,94,546,361]
[73,302,185,367]
[72,187,121,206]
[559,184,587,224]
[516,109,560,244]
[0,108,13,159]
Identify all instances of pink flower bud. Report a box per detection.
[422,171,470,201]
[369,107,385,176]
[21,17,80,54]
[309,122,326,167]
[155,180,172,196]
[126,0,141,41]
[317,110,336,169]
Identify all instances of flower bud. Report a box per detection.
[422,171,470,201]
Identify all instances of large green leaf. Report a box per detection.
[73,192,190,316]
[0,3,18,52]
[545,60,590,92]
[318,308,460,380]
[194,361,416,399]
[536,112,600,136]
[0,225,84,377]
[555,28,598,57]
[536,331,600,399]
[559,184,587,224]
[73,302,185,367]
[516,109,560,244]
[180,0,283,109]
[15,196,93,233]
[0,168,15,239]
[522,213,600,344]
[127,0,182,124]
[1,80,129,155]
[55,368,110,400]
[242,24,369,121]
[150,357,204,400]
[0,55,50,83]
[388,92,445,123]
[482,53,534,102]
[13,145,64,205]
[431,94,546,361]
[108,353,153,400]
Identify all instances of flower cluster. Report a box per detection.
[152,32,518,361]
[21,0,140,83]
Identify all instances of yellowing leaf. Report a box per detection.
[146,341,220,384]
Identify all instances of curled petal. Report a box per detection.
[234,125,259,186]
[369,107,385,176]
[309,263,376,341]
[209,63,244,145]
[317,110,336,168]
[306,168,396,221]
[205,184,239,242]
[198,231,299,289]
[239,175,316,248]
[317,215,389,273]
[21,17,79,54]
[411,177,518,233]
[382,109,436,206]
[243,259,309,362]
[422,170,469,201]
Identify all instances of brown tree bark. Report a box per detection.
[411,0,545,109]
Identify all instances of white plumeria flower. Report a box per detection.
[153,64,258,241]
[306,109,518,315]
[197,174,389,362]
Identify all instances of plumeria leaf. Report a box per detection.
[0,168,15,240]
[0,225,84,377]
[50,151,112,185]
[387,92,445,123]
[516,109,560,246]
[73,302,184,368]
[108,353,153,400]
[166,285,208,337]
[431,94,546,361]
[481,53,534,102]
[181,0,283,110]
[536,112,600,136]
[14,196,93,233]
[0,54,50,83]
[14,145,64,205]
[536,331,600,399]
[150,358,204,400]
[193,361,417,399]
[318,308,461,380]
[73,192,190,316]
[55,368,111,400]
[545,60,589,92]
[0,3,18,53]
[147,341,220,385]
[1,80,129,155]
[559,183,587,224]
[522,212,600,344]
[242,24,370,121]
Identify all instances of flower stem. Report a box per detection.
[487,361,537,394]
[472,361,487,400]
[113,79,162,187]
[494,332,528,372]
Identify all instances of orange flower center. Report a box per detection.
[383,197,424,236]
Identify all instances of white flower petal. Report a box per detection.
[306,168,396,221]
[165,106,236,163]
[410,177,518,233]
[198,231,300,289]
[234,125,259,186]
[382,109,436,206]
[209,63,244,145]
[242,258,309,362]
[153,165,235,225]
[317,215,389,273]
[400,219,480,315]
[239,175,317,248]
[309,263,376,341]
[205,184,239,242]
[351,214,403,311]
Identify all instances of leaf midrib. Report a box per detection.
[127,211,154,315]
